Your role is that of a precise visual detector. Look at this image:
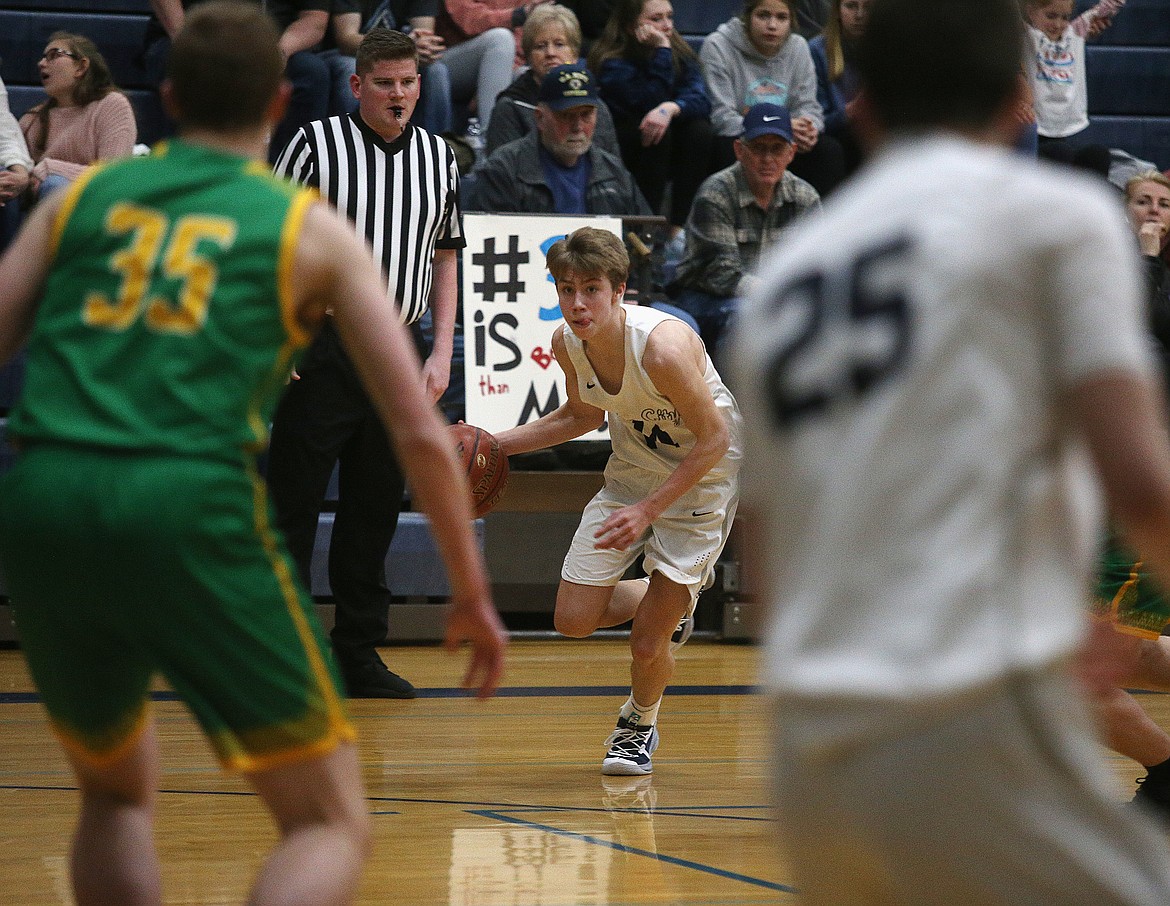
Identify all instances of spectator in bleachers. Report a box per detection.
[436,0,550,132]
[590,0,714,235]
[475,63,650,215]
[0,76,32,253]
[1129,171,1170,341]
[808,0,867,178]
[322,0,453,134]
[668,104,819,366]
[486,4,620,157]
[701,0,845,197]
[144,0,330,162]
[1023,0,1125,175]
[19,34,136,201]
[1164,168,1170,274]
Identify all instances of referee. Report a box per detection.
[268,27,464,698]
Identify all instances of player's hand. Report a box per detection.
[288,366,300,382]
[1138,221,1167,257]
[791,116,818,153]
[421,356,451,404]
[639,103,676,147]
[594,502,652,551]
[444,595,508,699]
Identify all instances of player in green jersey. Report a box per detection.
[0,4,506,904]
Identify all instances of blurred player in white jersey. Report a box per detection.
[731,0,1170,901]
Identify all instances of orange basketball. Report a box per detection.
[451,423,509,518]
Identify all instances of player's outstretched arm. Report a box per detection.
[494,326,606,456]
[294,202,507,697]
[0,191,65,363]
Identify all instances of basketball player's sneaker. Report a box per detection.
[602,716,659,775]
[670,596,698,652]
[1133,769,1170,824]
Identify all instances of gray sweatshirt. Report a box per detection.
[700,17,823,138]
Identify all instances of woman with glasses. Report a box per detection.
[19,33,136,201]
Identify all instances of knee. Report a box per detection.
[628,622,670,663]
[554,610,596,638]
[483,27,516,60]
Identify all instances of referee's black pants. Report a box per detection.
[266,319,429,669]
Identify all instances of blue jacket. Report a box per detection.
[808,34,857,137]
[597,47,711,122]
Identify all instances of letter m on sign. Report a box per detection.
[518,382,560,425]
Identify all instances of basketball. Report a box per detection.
[451,423,509,518]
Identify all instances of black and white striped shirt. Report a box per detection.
[273,114,464,325]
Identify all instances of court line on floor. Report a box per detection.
[0,684,759,704]
[466,808,796,894]
[0,784,767,820]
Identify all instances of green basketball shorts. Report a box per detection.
[1093,534,1170,640]
[0,444,354,772]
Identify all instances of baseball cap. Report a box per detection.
[539,64,600,112]
[741,104,794,143]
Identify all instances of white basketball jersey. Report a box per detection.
[732,136,1153,700]
[562,305,743,493]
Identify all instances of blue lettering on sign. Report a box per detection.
[538,235,567,321]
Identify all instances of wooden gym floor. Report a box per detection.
[0,638,1166,905]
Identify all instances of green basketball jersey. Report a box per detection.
[10,139,317,460]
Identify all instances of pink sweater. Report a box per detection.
[19,91,136,182]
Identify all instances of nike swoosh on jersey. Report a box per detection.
[692,510,715,517]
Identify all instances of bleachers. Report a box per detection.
[2,0,1167,165]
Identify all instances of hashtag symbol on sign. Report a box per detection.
[472,235,529,302]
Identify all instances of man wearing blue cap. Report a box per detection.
[475,63,651,216]
[669,103,820,365]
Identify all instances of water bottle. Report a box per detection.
[465,116,485,166]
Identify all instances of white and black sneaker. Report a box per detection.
[670,597,698,652]
[602,716,660,775]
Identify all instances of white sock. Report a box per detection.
[619,693,661,729]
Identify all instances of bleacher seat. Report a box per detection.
[672,0,742,37]
[1086,46,1170,116]
[1078,0,1170,46]
[0,10,153,90]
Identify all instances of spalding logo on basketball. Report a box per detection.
[450,423,510,518]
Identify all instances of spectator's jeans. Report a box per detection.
[442,28,515,133]
[672,287,740,368]
[320,48,453,135]
[37,174,71,199]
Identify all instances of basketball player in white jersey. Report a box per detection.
[731,0,1170,901]
[496,227,743,776]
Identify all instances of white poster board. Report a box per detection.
[462,213,620,440]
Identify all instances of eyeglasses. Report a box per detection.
[41,48,81,62]
[742,142,790,158]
